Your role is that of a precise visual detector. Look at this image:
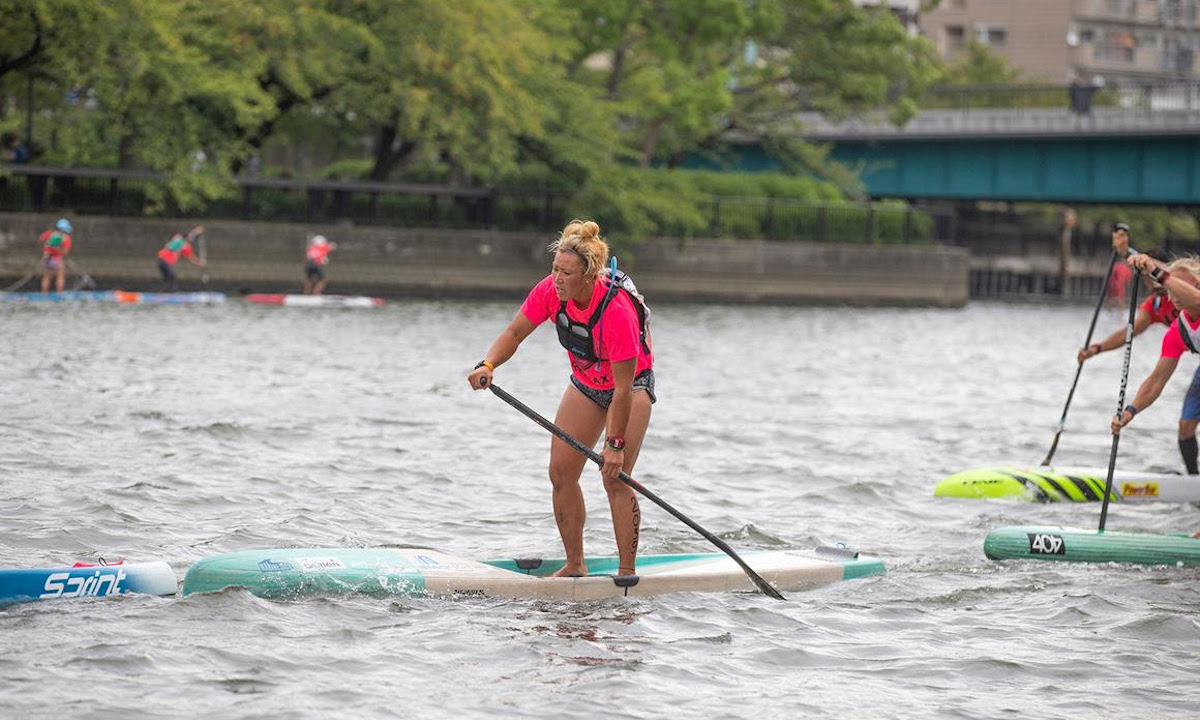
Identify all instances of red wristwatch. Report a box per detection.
[605,436,626,450]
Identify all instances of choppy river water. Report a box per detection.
[1,298,1197,719]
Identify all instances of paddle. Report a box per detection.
[484,381,786,600]
[196,229,210,285]
[1041,249,1119,466]
[1098,257,1141,532]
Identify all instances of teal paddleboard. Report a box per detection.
[183,546,884,601]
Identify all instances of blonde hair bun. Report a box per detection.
[549,218,609,277]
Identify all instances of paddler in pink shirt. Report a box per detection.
[468,219,655,577]
[1114,254,1200,535]
[302,235,337,295]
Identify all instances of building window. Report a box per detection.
[946,24,965,50]
[976,24,1007,47]
[1104,0,1134,16]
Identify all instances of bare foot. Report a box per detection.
[551,565,588,578]
[1191,530,1200,539]
[617,566,636,576]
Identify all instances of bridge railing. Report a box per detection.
[0,164,955,245]
[920,81,1200,113]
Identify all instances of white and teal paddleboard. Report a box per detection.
[182,546,884,601]
[0,561,177,607]
[984,526,1200,566]
[935,465,1200,503]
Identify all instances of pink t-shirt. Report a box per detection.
[1161,310,1200,359]
[521,274,653,390]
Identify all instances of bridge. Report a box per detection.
[730,83,1200,206]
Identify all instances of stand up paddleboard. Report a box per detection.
[934,465,1200,503]
[984,526,1200,566]
[0,560,177,607]
[244,294,384,308]
[182,546,884,601]
[0,291,226,304]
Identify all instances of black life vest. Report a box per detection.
[555,270,651,365]
[1178,313,1200,354]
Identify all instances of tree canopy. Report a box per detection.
[0,0,949,223]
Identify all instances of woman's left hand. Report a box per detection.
[601,446,624,481]
[1128,253,1156,275]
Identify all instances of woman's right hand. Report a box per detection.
[468,366,493,390]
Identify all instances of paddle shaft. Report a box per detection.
[1041,250,1119,466]
[197,231,210,285]
[485,381,786,600]
[1098,260,1141,531]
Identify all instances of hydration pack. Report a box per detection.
[1178,314,1200,354]
[555,268,652,365]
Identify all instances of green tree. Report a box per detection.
[940,40,1024,85]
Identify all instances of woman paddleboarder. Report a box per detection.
[468,219,654,577]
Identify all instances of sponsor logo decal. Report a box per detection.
[1028,533,1066,555]
[296,557,345,571]
[258,559,293,573]
[414,554,441,568]
[1121,482,1159,497]
[40,568,128,599]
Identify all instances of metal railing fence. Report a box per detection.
[0,164,953,244]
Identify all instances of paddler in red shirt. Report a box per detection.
[302,235,337,295]
[157,226,206,292]
[39,218,73,293]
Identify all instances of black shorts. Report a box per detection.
[305,261,325,280]
[570,369,656,410]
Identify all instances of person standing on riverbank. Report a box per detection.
[467,219,655,577]
[157,226,206,292]
[1105,223,1135,311]
[39,218,73,293]
[302,235,337,295]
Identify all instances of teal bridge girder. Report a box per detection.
[827,134,1200,206]
[797,102,1200,205]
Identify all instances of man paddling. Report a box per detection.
[467,219,654,577]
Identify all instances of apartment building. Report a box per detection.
[917,0,1200,85]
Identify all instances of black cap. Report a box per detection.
[1114,222,1131,233]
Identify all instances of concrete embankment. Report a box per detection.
[0,213,970,307]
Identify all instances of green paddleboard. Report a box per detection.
[984,526,1200,566]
